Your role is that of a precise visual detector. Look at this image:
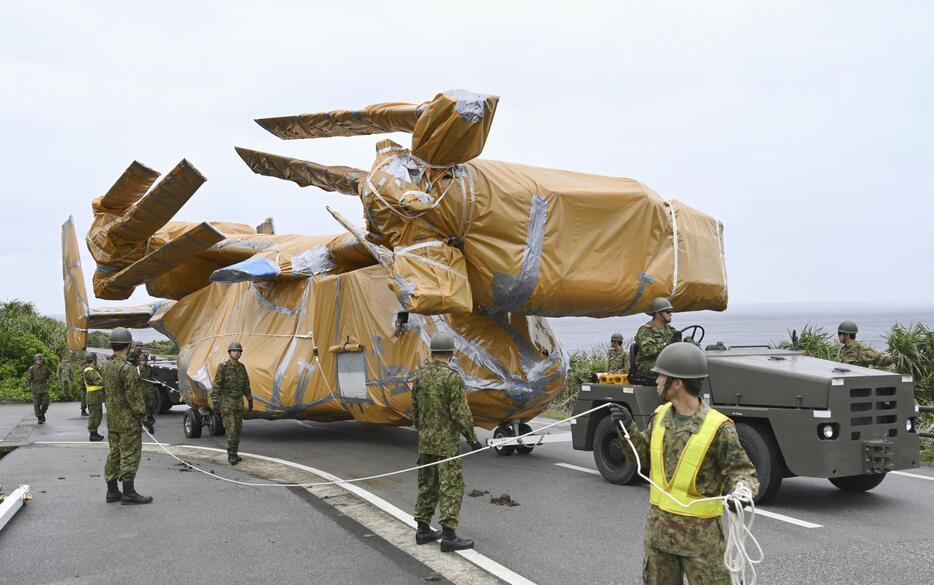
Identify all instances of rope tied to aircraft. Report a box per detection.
[142,401,762,583]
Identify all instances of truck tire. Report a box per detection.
[492,426,515,456]
[516,423,534,455]
[156,388,172,414]
[183,408,202,439]
[592,415,638,485]
[829,473,886,493]
[735,422,783,503]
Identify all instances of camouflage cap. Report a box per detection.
[647,297,674,315]
[610,332,624,343]
[838,320,858,335]
[652,342,708,379]
[429,332,455,353]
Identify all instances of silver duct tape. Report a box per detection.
[248,282,303,316]
[392,274,416,309]
[445,89,490,123]
[291,246,335,276]
[211,239,273,252]
[620,272,656,314]
[211,256,281,283]
[271,279,312,405]
[491,194,547,312]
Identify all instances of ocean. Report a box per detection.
[108,302,934,354]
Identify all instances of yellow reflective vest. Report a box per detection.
[83,366,103,392]
[649,402,729,519]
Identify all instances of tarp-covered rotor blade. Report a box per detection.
[62,216,91,351]
[110,159,206,242]
[235,147,365,195]
[98,161,161,212]
[255,102,419,140]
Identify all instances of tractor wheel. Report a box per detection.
[592,414,638,485]
[735,422,783,503]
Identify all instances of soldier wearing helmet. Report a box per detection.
[632,298,679,379]
[412,332,481,553]
[837,321,895,369]
[608,343,758,584]
[607,333,629,373]
[211,340,253,465]
[136,353,158,432]
[83,352,105,441]
[26,353,51,424]
[101,327,153,505]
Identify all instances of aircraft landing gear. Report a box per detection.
[492,422,536,456]
[183,408,225,439]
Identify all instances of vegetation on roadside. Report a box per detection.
[0,300,69,401]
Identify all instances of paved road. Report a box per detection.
[4,402,934,584]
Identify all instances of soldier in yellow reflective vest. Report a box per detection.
[609,343,758,585]
[83,352,105,442]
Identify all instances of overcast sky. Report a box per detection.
[1,1,932,316]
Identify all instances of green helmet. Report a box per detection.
[838,320,858,335]
[109,327,133,346]
[610,332,624,343]
[228,341,243,352]
[85,351,97,363]
[429,332,455,353]
[647,297,674,315]
[34,353,43,360]
[652,343,708,379]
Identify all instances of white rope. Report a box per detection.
[141,403,613,488]
[617,419,763,585]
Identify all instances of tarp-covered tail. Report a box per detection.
[239,89,729,318]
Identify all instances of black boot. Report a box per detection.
[415,521,442,545]
[38,415,46,424]
[228,453,242,465]
[440,525,474,552]
[121,480,153,505]
[89,431,104,442]
[106,479,122,503]
[81,408,88,416]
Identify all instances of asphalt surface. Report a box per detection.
[3,401,934,585]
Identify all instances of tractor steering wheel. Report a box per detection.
[679,325,705,346]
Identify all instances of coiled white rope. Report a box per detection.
[616,418,763,585]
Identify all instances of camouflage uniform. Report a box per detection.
[57,360,72,400]
[412,360,478,530]
[26,362,51,418]
[102,355,148,482]
[608,345,629,372]
[634,322,677,375]
[840,342,894,369]
[137,363,159,424]
[83,366,105,434]
[621,402,759,585]
[211,359,252,457]
[126,345,142,366]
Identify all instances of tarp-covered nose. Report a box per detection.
[411,90,499,166]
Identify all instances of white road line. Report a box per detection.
[892,470,934,482]
[554,462,823,528]
[554,462,601,475]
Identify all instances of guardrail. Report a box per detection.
[919,405,933,439]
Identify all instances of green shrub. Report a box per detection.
[776,324,841,361]
[0,299,67,402]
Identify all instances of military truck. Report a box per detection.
[85,348,183,414]
[570,341,921,503]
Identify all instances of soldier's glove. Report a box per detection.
[726,481,754,512]
[247,399,254,413]
[143,419,155,434]
[469,441,484,452]
[608,404,633,431]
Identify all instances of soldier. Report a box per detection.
[26,354,51,424]
[83,352,105,441]
[609,343,757,584]
[633,297,679,379]
[411,333,482,553]
[212,341,253,465]
[102,328,153,505]
[608,332,629,372]
[57,356,73,401]
[126,341,144,366]
[136,353,158,431]
[837,321,895,369]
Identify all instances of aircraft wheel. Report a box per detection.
[592,414,638,484]
[829,473,887,492]
[492,426,516,456]
[183,408,202,438]
[515,423,534,454]
[208,412,225,436]
[736,422,783,503]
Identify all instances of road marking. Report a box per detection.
[554,463,823,528]
[892,471,934,482]
[554,462,601,475]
